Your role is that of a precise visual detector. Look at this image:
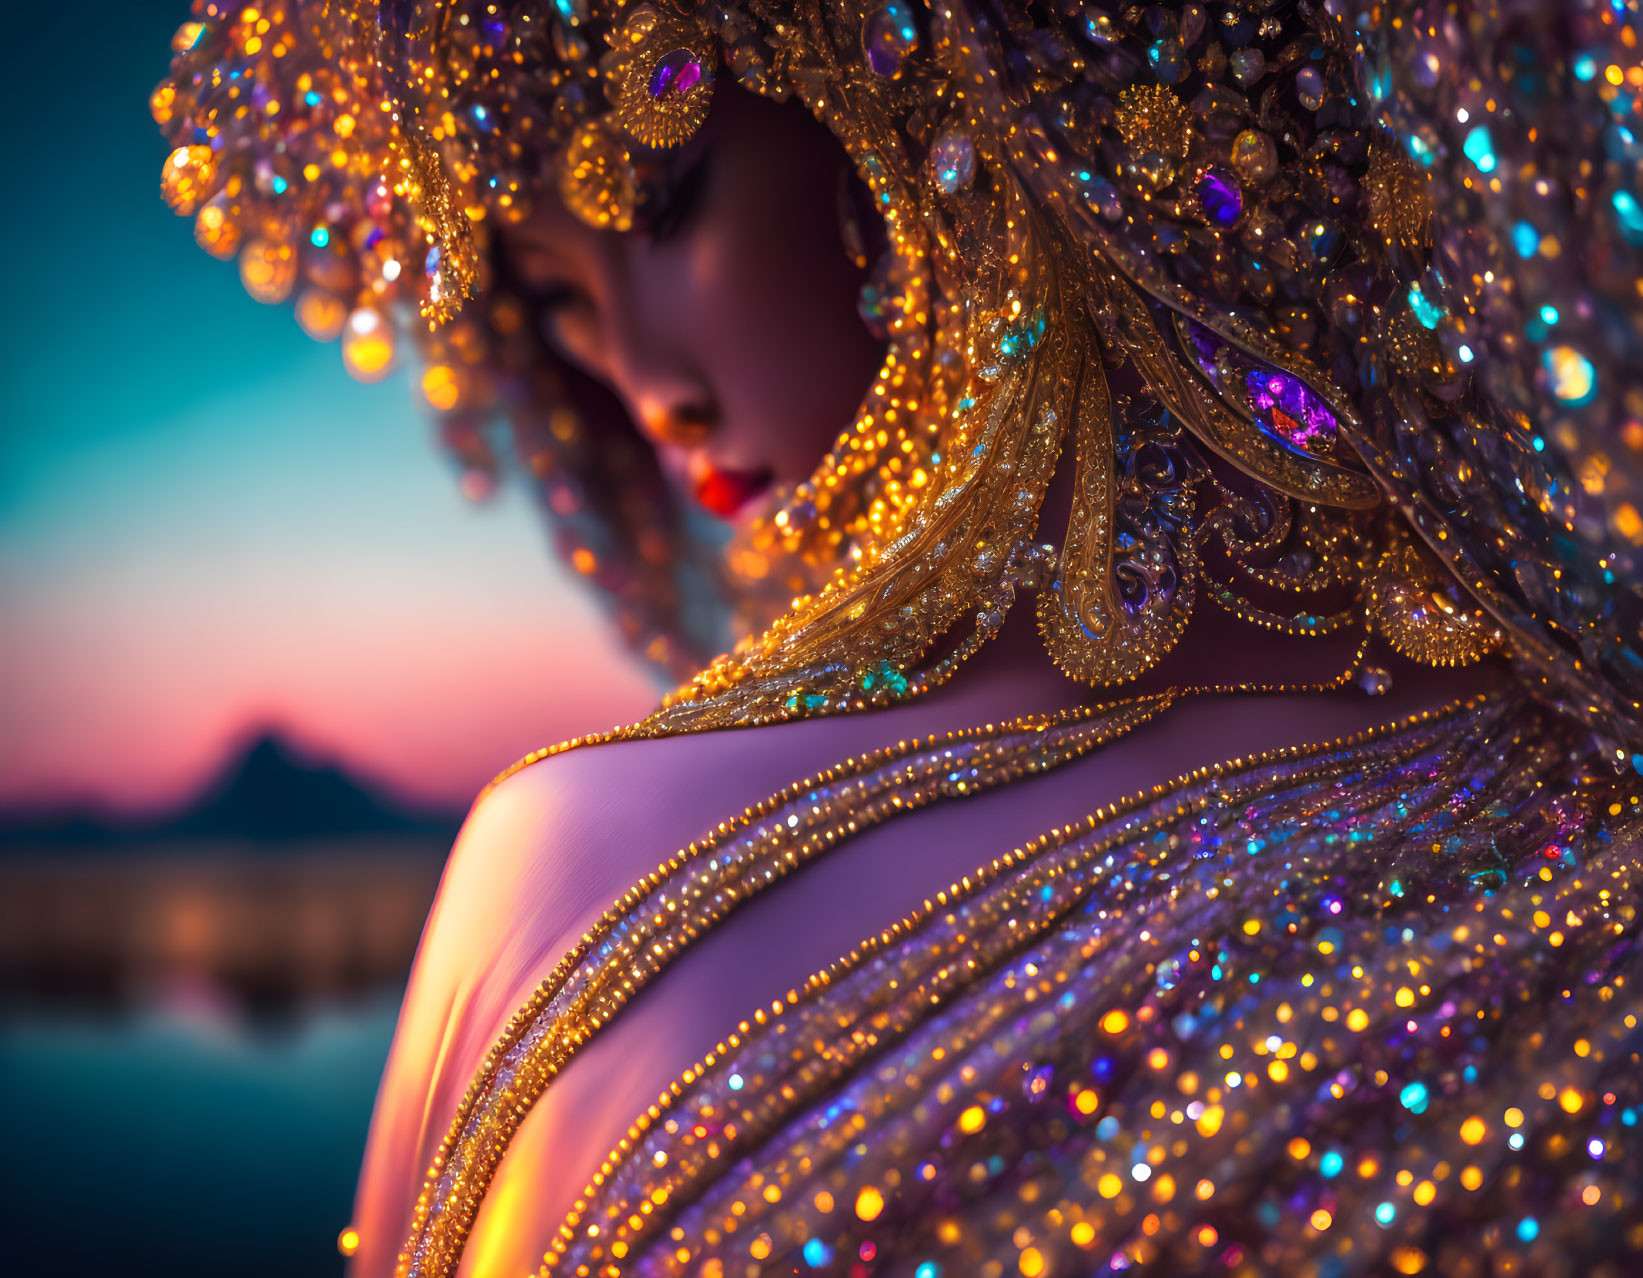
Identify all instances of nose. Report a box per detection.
[631,385,718,449]
[597,286,719,451]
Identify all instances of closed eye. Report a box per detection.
[528,280,606,372]
[640,150,712,243]
[535,281,591,315]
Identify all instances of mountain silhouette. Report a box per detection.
[0,730,463,850]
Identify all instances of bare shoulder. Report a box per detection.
[450,728,779,889]
[449,704,945,887]
[433,718,870,958]
[433,734,705,955]
[435,694,1004,960]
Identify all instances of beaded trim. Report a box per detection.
[390,640,1469,1278]
[397,691,1176,1277]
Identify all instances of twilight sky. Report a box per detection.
[0,2,654,813]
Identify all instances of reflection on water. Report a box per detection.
[0,828,441,1276]
[0,847,445,1009]
[0,991,399,1278]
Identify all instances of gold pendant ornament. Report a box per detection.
[1366,533,1502,668]
[557,119,640,231]
[606,4,717,150]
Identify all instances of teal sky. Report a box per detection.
[0,3,652,811]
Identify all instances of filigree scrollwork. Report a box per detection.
[1039,382,1199,685]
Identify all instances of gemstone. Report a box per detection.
[1132,152,1175,191]
[928,132,976,194]
[160,144,217,216]
[648,48,703,100]
[1081,173,1122,221]
[1244,367,1339,455]
[1304,220,1343,265]
[193,195,241,260]
[1295,66,1325,112]
[1229,129,1277,184]
[863,2,918,77]
[996,311,1047,362]
[862,661,909,696]
[239,236,297,305]
[1197,167,1243,225]
[1182,319,1225,388]
[1083,12,1117,46]
[1182,320,1339,457]
[1356,665,1393,696]
[1147,37,1184,83]
[1229,47,1265,86]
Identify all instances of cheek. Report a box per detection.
[677,166,883,476]
[544,306,609,380]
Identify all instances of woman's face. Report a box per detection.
[502,84,884,521]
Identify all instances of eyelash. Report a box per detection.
[532,281,597,363]
[536,282,589,314]
[642,152,710,243]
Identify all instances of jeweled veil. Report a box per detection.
[155,0,1643,750]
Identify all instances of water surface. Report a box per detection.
[0,993,398,1278]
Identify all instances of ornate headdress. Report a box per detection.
[154,0,1643,750]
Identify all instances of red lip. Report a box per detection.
[693,465,775,519]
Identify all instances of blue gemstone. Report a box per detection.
[928,132,976,194]
[1463,125,1498,173]
[1197,168,1243,225]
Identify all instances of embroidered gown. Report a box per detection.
[148,1,1643,1275]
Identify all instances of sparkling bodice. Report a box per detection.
[381,685,1641,1277]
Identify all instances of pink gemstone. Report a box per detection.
[649,48,703,100]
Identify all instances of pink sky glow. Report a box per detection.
[0,560,653,814]
[1,355,656,816]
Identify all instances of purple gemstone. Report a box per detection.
[864,2,918,77]
[648,48,703,100]
[1197,167,1244,226]
[1183,319,1224,387]
[1244,367,1339,455]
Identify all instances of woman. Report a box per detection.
[155,2,1643,1275]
